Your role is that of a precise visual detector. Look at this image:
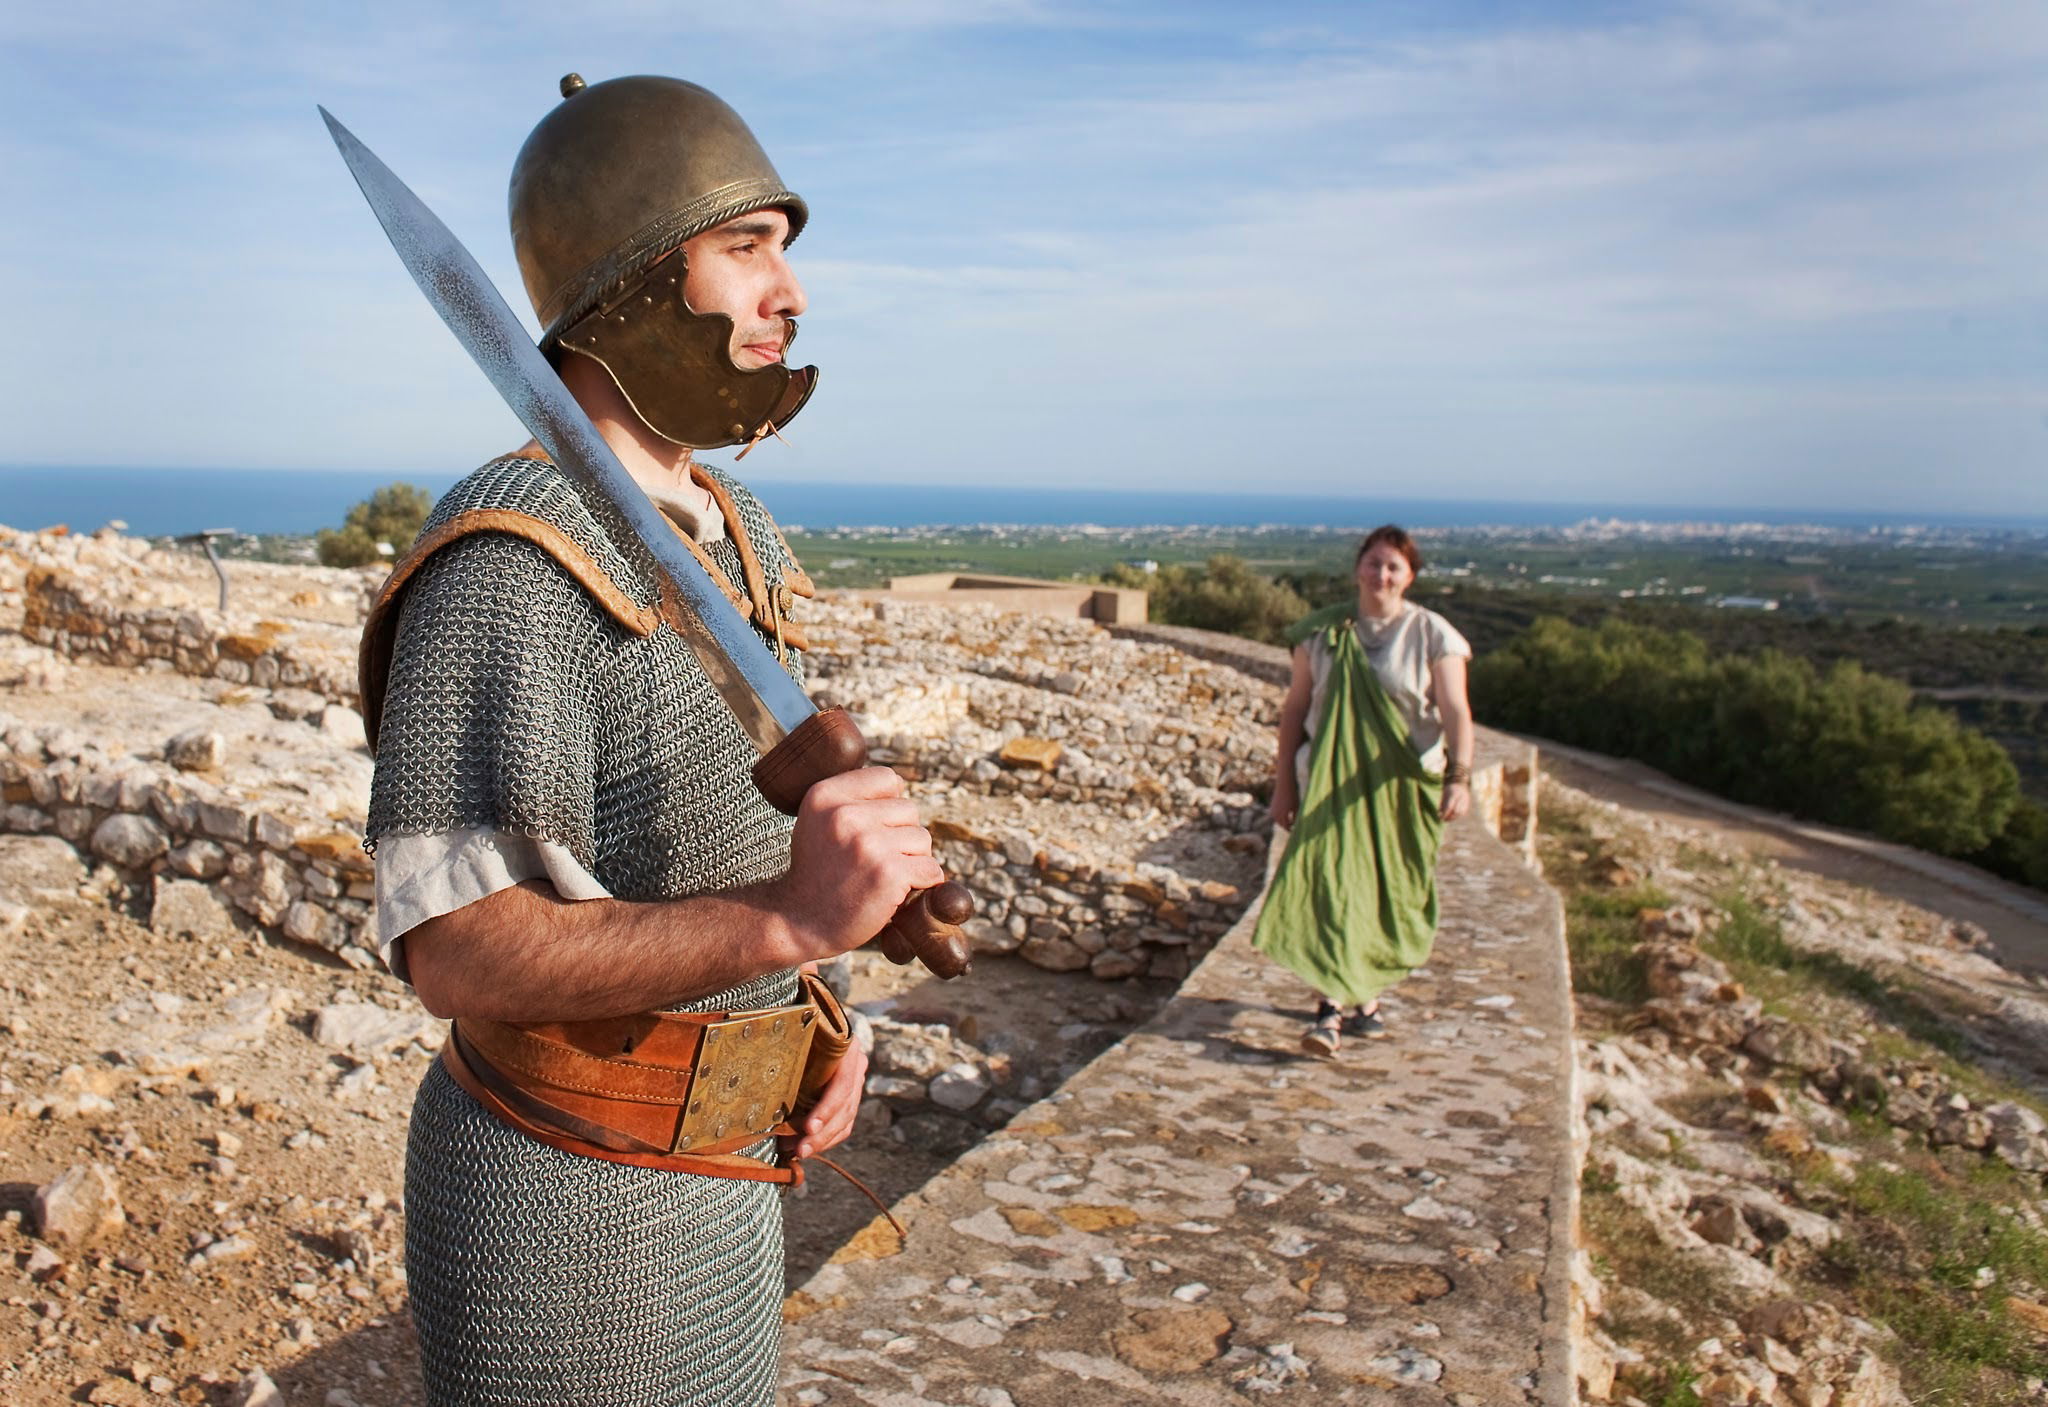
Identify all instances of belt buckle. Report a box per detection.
[672,1001,817,1153]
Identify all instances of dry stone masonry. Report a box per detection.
[2,524,1276,990]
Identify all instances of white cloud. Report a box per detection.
[3,0,2044,514]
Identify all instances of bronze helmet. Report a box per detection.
[509,73,816,450]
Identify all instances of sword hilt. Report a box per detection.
[753,707,974,980]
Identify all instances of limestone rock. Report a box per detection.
[1742,1017,1838,1074]
[229,1368,285,1407]
[1366,1346,1442,1384]
[997,737,1062,773]
[270,687,327,721]
[150,877,238,941]
[90,812,169,869]
[166,837,228,878]
[32,1162,126,1248]
[1689,1194,1760,1252]
[310,1002,443,1057]
[1987,1102,2048,1172]
[928,1062,991,1111]
[1640,940,1733,1001]
[1346,1264,1452,1304]
[1110,1306,1233,1374]
[30,1063,120,1118]
[1641,996,1755,1048]
[962,915,1020,955]
[283,900,345,951]
[0,833,87,895]
[319,704,367,750]
[194,986,300,1051]
[1089,948,1145,980]
[1020,934,1090,972]
[165,727,225,772]
[867,1017,964,1081]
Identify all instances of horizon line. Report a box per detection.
[3,463,2044,526]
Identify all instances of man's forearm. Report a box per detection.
[401,766,944,1025]
[404,878,803,1023]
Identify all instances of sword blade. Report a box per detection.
[319,106,815,746]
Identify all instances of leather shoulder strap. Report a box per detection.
[357,507,660,755]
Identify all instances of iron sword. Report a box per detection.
[321,107,971,978]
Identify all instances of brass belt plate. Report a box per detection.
[672,1002,818,1152]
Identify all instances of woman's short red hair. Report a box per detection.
[1356,524,1422,574]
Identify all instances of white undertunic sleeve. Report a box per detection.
[374,829,612,979]
[370,479,728,983]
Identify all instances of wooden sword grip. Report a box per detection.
[752,707,870,816]
[751,707,975,980]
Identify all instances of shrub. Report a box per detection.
[1143,555,1310,647]
[316,483,435,568]
[1474,618,2031,881]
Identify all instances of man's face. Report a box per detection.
[680,208,808,371]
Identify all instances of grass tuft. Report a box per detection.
[1816,1154,2048,1402]
[1706,893,1964,1056]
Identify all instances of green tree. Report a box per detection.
[316,482,435,568]
[1472,617,2030,881]
[1975,799,2048,889]
[1144,555,1311,646]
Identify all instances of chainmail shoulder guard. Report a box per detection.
[363,453,810,906]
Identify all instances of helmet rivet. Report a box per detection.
[730,423,745,436]
[560,73,586,99]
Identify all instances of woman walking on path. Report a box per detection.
[1255,525,1476,1057]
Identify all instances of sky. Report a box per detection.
[3,0,2045,515]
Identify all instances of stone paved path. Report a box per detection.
[780,749,1573,1406]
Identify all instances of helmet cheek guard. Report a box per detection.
[557,253,817,452]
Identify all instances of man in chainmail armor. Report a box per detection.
[360,74,937,1406]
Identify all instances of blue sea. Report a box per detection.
[1,465,2040,537]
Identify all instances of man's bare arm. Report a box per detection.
[403,766,943,1022]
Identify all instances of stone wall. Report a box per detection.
[0,524,1533,992]
[7,526,367,705]
[865,572,1148,624]
[1,714,380,970]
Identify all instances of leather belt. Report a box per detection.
[439,972,849,1185]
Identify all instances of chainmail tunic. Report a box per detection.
[367,455,811,1406]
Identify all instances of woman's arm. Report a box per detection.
[1271,644,1313,827]
[1432,653,1475,822]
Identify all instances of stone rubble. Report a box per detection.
[1557,777,2048,1406]
[35,517,2031,1403]
[4,524,1270,984]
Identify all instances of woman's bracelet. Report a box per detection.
[1444,761,1472,787]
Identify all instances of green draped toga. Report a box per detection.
[1253,605,1445,1005]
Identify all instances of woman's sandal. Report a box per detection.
[1299,1000,1343,1059]
[1343,1006,1387,1040]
